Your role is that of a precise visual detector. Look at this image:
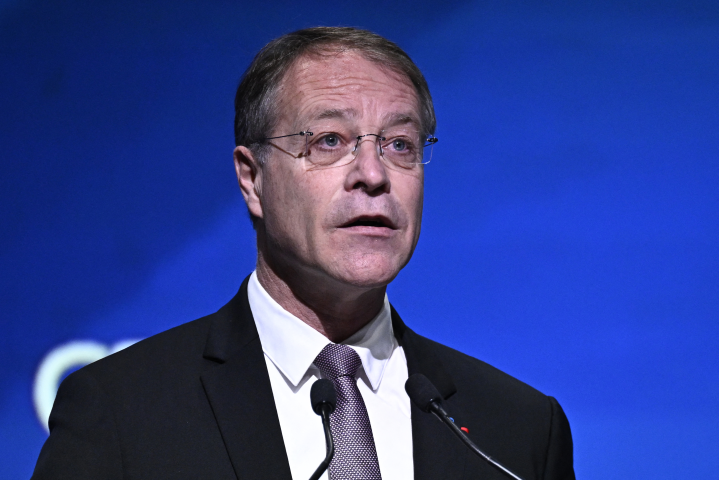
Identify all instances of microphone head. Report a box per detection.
[405,374,443,413]
[310,379,337,415]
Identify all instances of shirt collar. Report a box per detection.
[248,271,396,391]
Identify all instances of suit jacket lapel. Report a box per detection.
[392,306,469,480]
[200,277,292,480]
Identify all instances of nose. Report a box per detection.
[344,135,390,195]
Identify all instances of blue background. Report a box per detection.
[2,0,718,477]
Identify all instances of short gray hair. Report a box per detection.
[233,27,436,164]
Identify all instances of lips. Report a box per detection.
[339,215,397,230]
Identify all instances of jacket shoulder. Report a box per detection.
[418,334,548,403]
[406,331,575,479]
[36,306,244,479]
[79,313,214,385]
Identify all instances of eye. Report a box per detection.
[384,135,417,154]
[320,134,340,148]
[392,139,407,152]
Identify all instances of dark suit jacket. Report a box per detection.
[32,276,575,479]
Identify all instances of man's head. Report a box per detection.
[233,27,436,295]
[234,27,436,163]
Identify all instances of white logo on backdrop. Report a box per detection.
[33,339,140,433]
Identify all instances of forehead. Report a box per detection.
[275,51,421,129]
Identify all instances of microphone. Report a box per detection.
[308,379,336,480]
[405,374,524,480]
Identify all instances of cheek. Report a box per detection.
[412,181,424,217]
[261,168,304,240]
[263,167,334,243]
[399,174,424,228]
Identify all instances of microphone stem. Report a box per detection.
[430,402,524,480]
[308,405,335,480]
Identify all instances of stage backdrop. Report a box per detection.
[2,1,718,478]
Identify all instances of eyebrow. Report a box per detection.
[382,113,420,129]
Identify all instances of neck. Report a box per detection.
[255,250,386,344]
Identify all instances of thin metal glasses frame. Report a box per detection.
[262,130,438,165]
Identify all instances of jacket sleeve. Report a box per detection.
[542,397,576,480]
[31,368,124,480]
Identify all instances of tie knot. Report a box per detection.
[314,344,362,380]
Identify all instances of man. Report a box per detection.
[32,27,575,479]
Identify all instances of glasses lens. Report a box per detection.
[379,128,427,169]
[420,135,437,165]
[305,128,355,168]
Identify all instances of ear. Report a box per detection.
[234,145,264,220]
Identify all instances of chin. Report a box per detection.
[331,255,405,289]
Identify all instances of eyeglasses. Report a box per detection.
[262,126,438,170]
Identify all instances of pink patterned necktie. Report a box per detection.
[314,344,383,480]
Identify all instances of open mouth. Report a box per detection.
[340,215,396,229]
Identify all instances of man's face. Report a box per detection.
[246,51,424,290]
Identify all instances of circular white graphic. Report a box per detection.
[33,339,140,433]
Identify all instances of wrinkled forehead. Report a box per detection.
[274,50,422,131]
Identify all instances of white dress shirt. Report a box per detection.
[247,271,413,480]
